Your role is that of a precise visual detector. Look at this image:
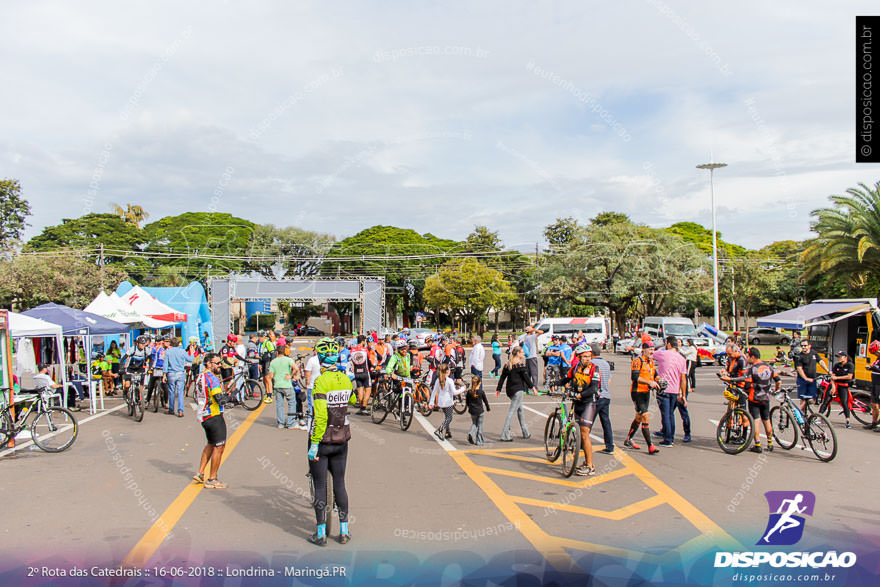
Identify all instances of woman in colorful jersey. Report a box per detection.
[559,345,601,475]
[308,338,357,546]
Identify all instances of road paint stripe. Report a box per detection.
[460,446,546,454]
[448,450,578,572]
[553,535,658,563]
[1,403,128,457]
[122,403,267,567]
[510,493,666,521]
[413,411,456,451]
[610,449,740,550]
[477,464,632,488]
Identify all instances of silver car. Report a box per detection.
[747,328,791,346]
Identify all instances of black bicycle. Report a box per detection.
[147,369,168,413]
[771,387,838,462]
[716,386,755,455]
[221,366,265,411]
[124,370,147,422]
[0,388,78,452]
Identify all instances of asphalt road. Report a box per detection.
[2,349,877,584]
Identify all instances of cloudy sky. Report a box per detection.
[2,1,876,250]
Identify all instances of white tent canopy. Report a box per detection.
[9,311,64,338]
[85,291,173,329]
[119,286,187,325]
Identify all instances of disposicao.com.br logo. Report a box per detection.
[714,491,857,569]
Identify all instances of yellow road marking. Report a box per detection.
[122,404,267,567]
[553,535,660,563]
[611,450,741,551]
[477,464,632,488]
[510,493,667,521]
[467,452,554,465]
[449,451,577,572]
[460,446,546,454]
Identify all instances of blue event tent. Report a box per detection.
[115,281,213,346]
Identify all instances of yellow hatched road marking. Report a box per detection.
[510,493,667,521]
[122,403,268,567]
[476,464,632,488]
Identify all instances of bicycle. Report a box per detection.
[220,364,265,411]
[542,389,581,477]
[371,375,414,431]
[370,374,393,424]
[770,387,838,462]
[306,470,336,538]
[0,387,78,452]
[715,386,755,455]
[412,372,433,417]
[147,369,168,413]
[452,371,471,415]
[816,375,873,426]
[124,370,147,422]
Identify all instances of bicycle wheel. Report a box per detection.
[239,379,265,411]
[133,386,145,422]
[850,392,874,425]
[770,405,798,450]
[370,390,388,424]
[544,410,562,463]
[416,384,433,416]
[560,424,581,477]
[126,390,134,417]
[806,413,838,462]
[30,407,78,453]
[400,392,414,431]
[715,408,754,454]
[452,391,467,415]
[150,381,160,413]
[325,470,336,538]
[0,409,14,447]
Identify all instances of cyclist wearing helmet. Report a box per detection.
[337,337,351,373]
[186,336,203,379]
[259,331,277,405]
[121,335,151,397]
[385,339,412,380]
[866,340,880,430]
[350,335,372,415]
[408,339,424,379]
[560,344,601,475]
[219,334,245,393]
[308,338,357,546]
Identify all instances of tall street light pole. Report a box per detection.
[696,162,727,332]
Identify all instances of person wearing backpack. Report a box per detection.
[731,347,781,453]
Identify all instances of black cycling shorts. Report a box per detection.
[748,400,770,421]
[201,415,227,446]
[453,367,463,380]
[573,400,597,428]
[631,391,650,414]
[871,383,880,404]
[220,367,234,382]
[353,372,371,389]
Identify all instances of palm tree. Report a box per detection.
[111,203,149,227]
[803,182,880,294]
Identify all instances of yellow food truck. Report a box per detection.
[757,298,879,388]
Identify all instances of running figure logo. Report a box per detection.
[758,491,816,546]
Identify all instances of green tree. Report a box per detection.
[324,226,460,327]
[0,179,31,251]
[24,213,147,273]
[463,225,502,252]
[247,224,335,279]
[539,220,709,334]
[0,253,128,309]
[111,203,150,227]
[543,217,580,249]
[423,258,516,334]
[803,182,880,296]
[590,211,630,226]
[665,221,747,257]
[140,212,255,284]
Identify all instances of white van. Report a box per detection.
[642,316,698,347]
[534,317,609,351]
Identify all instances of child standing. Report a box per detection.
[429,364,456,440]
[466,376,491,445]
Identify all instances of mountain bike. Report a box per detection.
[716,386,755,455]
[306,470,335,538]
[542,390,581,477]
[816,375,873,426]
[0,388,78,452]
[771,387,838,462]
[124,370,147,422]
[370,375,414,431]
[370,374,392,424]
[148,369,167,413]
[394,377,415,431]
